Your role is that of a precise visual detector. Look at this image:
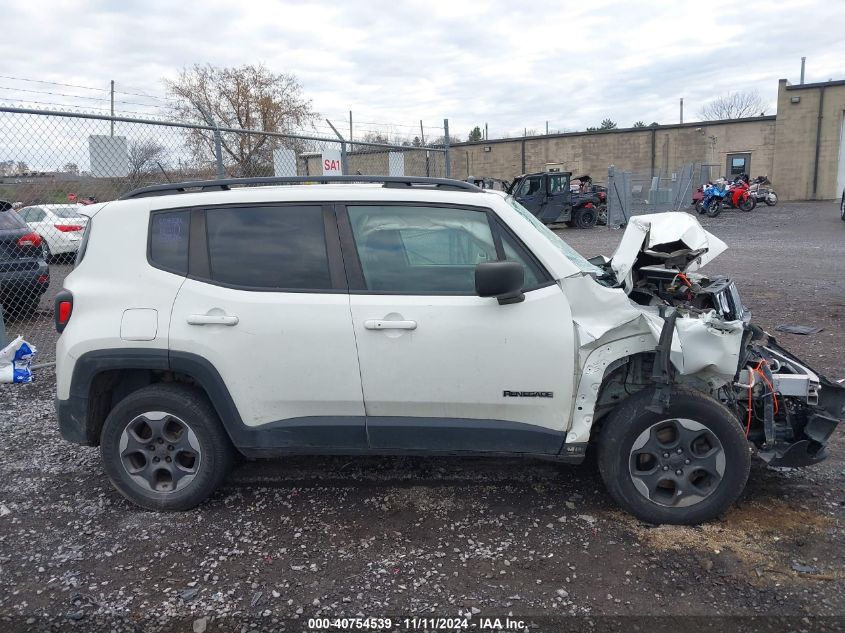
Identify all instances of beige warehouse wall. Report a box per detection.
[450,118,776,185]
[773,79,845,200]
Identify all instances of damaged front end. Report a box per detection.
[582,212,845,468]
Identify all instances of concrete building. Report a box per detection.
[450,78,845,201]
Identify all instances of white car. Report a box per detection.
[53,177,844,524]
[17,204,90,262]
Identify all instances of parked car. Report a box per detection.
[54,176,844,524]
[17,204,90,262]
[0,209,49,318]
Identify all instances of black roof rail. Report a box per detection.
[120,176,482,199]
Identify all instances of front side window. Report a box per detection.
[205,205,331,290]
[517,176,542,197]
[347,205,547,294]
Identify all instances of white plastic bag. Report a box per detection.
[0,336,37,384]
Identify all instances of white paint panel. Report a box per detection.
[350,285,575,432]
[169,283,364,426]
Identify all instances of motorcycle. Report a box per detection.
[748,175,778,206]
[725,175,756,212]
[698,181,730,217]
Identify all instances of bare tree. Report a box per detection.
[164,64,317,176]
[698,91,767,120]
[128,139,166,180]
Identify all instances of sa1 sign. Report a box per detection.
[321,149,343,175]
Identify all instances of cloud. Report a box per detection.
[0,0,843,142]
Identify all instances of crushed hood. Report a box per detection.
[609,213,727,288]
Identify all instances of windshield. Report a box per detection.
[506,196,603,275]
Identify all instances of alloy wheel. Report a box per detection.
[628,418,726,508]
[118,411,202,493]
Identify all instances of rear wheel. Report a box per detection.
[598,386,750,525]
[766,192,778,207]
[100,384,234,511]
[572,206,598,229]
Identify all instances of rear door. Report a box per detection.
[167,204,366,449]
[541,173,572,223]
[341,202,576,454]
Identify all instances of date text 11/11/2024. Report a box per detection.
[307,616,528,630]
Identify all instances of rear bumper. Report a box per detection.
[55,395,96,446]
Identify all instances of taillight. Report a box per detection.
[17,232,42,248]
[37,274,49,284]
[55,290,73,333]
[584,202,594,208]
[54,224,84,232]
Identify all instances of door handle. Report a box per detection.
[364,319,417,330]
[187,314,239,326]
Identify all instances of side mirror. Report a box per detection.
[475,261,525,305]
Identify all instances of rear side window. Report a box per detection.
[205,205,331,290]
[150,210,190,275]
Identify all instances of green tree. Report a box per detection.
[633,121,646,128]
[600,118,617,130]
[468,126,483,142]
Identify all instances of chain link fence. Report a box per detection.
[0,106,449,365]
[606,162,701,226]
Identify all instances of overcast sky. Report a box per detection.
[3,0,844,142]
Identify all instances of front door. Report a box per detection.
[514,175,544,217]
[341,202,576,454]
[168,204,366,449]
[726,153,751,178]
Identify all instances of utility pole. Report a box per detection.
[484,123,488,140]
[545,120,549,135]
[800,56,806,84]
[443,118,451,178]
[420,120,429,177]
[680,97,684,124]
[110,80,115,137]
[348,111,353,152]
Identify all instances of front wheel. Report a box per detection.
[598,386,751,525]
[572,206,598,229]
[739,196,756,212]
[100,384,234,511]
[705,198,722,217]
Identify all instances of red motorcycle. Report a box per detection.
[725,176,756,212]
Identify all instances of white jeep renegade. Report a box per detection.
[55,176,844,524]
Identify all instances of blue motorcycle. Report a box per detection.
[699,181,728,218]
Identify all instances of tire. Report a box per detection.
[840,190,844,220]
[598,386,751,525]
[739,196,755,212]
[705,198,722,217]
[694,200,704,214]
[100,383,234,511]
[765,192,778,207]
[572,206,598,229]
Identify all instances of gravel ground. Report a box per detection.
[1,201,844,632]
